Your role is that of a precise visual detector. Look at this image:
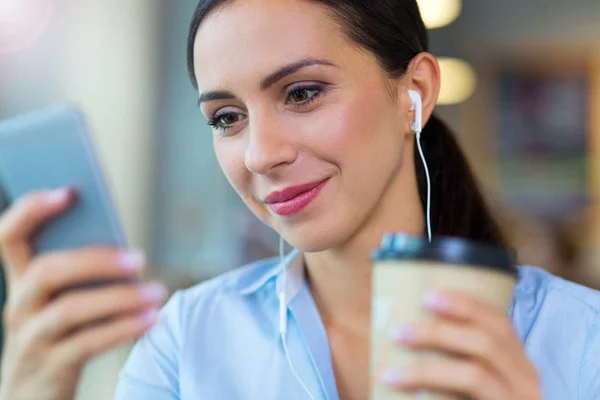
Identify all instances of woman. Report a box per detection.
[0,0,598,399]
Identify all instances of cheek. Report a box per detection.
[214,140,274,226]
[214,140,251,198]
[298,91,404,169]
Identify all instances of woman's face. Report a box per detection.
[193,0,416,252]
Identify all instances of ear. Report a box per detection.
[405,52,441,128]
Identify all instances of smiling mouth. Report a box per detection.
[265,178,329,217]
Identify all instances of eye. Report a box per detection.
[207,112,245,131]
[287,85,324,107]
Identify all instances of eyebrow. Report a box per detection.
[197,91,235,106]
[197,58,338,107]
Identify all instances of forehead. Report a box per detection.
[192,0,350,90]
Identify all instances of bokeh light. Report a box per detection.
[417,0,462,29]
[437,57,477,105]
[0,0,53,54]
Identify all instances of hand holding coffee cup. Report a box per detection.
[370,234,542,400]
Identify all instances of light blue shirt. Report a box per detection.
[114,250,600,399]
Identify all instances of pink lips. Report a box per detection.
[264,179,329,216]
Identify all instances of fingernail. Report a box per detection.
[45,188,70,204]
[389,325,415,343]
[381,369,404,386]
[139,309,158,325]
[118,250,145,270]
[139,282,167,301]
[424,290,450,311]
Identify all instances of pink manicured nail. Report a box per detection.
[423,291,450,311]
[389,325,415,343]
[139,283,167,301]
[44,188,70,204]
[139,309,158,325]
[381,369,404,386]
[118,250,145,270]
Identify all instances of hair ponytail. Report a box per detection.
[416,114,506,245]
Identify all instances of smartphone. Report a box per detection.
[0,104,128,254]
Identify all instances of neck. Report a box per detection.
[304,145,423,334]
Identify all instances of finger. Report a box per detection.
[8,247,145,318]
[53,308,159,368]
[23,281,167,343]
[391,320,520,384]
[422,290,533,380]
[423,289,518,341]
[0,188,74,277]
[382,358,506,400]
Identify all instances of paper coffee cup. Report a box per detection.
[369,234,518,399]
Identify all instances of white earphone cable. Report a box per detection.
[416,132,432,242]
[282,334,317,400]
[279,236,317,400]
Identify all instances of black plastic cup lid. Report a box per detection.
[372,233,518,276]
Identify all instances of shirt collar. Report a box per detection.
[238,248,306,305]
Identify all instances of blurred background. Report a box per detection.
[0,0,599,398]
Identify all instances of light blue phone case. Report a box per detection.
[0,104,128,254]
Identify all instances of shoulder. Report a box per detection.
[512,265,600,336]
[115,257,282,396]
[512,266,600,397]
[162,256,282,334]
[513,265,600,315]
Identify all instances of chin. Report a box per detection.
[279,215,357,253]
[285,232,341,253]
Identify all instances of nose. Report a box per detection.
[244,114,297,175]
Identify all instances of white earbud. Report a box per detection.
[408,89,423,135]
[408,90,432,243]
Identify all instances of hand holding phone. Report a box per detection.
[0,105,167,400]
